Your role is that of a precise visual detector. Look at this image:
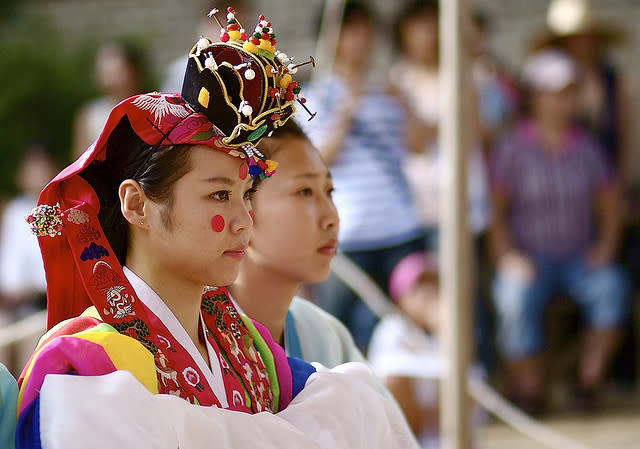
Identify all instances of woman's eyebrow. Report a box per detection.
[292,172,332,179]
[201,176,235,185]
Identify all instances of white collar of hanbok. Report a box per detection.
[122,266,228,407]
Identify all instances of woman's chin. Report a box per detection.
[304,266,333,285]
[203,270,241,289]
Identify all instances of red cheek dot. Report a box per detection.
[239,161,249,180]
[211,215,225,233]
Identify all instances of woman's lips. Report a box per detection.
[318,239,338,255]
[224,247,247,259]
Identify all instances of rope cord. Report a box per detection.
[330,251,597,449]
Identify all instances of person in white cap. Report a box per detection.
[489,49,631,415]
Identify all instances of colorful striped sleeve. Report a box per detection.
[16,308,158,449]
[242,314,316,412]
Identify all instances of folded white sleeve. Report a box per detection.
[38,362,420,449]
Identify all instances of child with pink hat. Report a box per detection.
[370,251,485,448]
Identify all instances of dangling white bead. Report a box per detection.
[205,56,217,70]
[287,64,298,74]
[241,104,253,116]
[196,37,210,55]
[244,68,255,80]
[243,144,255,158]
[227,12,234,20]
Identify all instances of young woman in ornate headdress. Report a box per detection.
[17,6,298,435]
[15,7,419,449]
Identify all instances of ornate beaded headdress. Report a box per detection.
[181,6,316,175]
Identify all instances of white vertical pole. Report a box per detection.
[439,0,472,447]
[311,0,346,85]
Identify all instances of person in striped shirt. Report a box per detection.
[300,1,425,353]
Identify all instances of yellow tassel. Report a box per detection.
[266,159,279,172]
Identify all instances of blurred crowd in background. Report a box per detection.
[0,0,639,440]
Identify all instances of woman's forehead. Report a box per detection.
[274,139,327,172]
[187,145,247,178]
[189,144,238,163]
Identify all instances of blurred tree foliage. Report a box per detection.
[0,9,96,197]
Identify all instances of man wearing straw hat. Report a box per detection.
[531,0,634,187]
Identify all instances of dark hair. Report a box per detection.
[472,7,490,33]
[392,0,439,53]
[257,120,309,159]
[342,1,375,27]
[96,38,155,92]
[80,116,192,264]
[314,0,376,36]
[253,120,310,188]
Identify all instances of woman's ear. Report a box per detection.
[119,179,147,228]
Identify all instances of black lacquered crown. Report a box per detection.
[181,7,315,148]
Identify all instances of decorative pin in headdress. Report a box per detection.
[214,6,248,43]
[26,203,64,238]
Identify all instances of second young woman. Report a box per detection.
[230,121,366,367]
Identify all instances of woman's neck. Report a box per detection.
[230,259,299,345]
[126,253,204,352]
[413,56,439,71]
[335,63,366,86]
[572,53,599,72]
[108,84,140,103]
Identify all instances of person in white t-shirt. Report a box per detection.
[0,145,58,319]
[369,251,485,448]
